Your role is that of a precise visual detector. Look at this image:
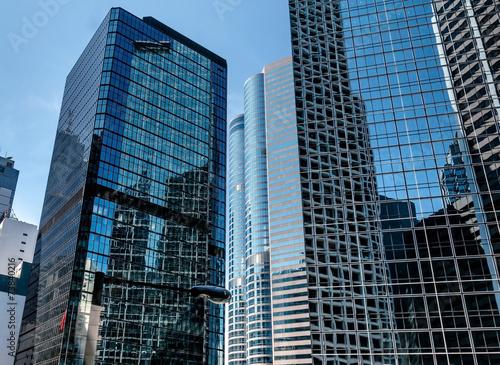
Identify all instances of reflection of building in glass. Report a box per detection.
[433,0,500,253]
[286,0,500,363]
[399,195,500,364]
[16,8,226,365]
[378,196,418,364]
[289,2,397,363]
[440,139,471,204]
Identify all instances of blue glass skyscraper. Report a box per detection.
[228,70,274,365]
[227,114,247,363]
[16,8,226,365]
[286,0,500,363]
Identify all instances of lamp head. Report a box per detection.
[191,285,231,304]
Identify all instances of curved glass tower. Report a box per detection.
[243,74,273,364]
[228,57,311,364]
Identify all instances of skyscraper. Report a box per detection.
[227,114,247,364]
[228,57,315,364]
[16,8,226,365]
[0,156,19,219]
[0,154,37,365]
[230,1,499,364]
[286,0,500,363]
[227,68,276,364]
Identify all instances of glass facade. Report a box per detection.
[228,57,311,364]
[0,156,19,218]
[264,57,312,365]
[16,7,226,365]
[287,0,500,364]
[228,114,247,364]
[228,72,274,364]
[242,74,273,365]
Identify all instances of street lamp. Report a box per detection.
[190,285,232,304]
[92,271,231,305]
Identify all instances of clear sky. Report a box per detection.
[0,0,291,225]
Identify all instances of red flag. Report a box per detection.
[60,310,67,331]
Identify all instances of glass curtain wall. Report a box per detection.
[227,115,248,364]
[288,0,500,364]
[16,8,226,365]
[243,74,274,364]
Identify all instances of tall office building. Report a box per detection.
[286,0,500,364]
[16,8,226,365]
[0,156,19,219]
[228,57,316,364]
[0,218,37,365]
[227,114,246,364]
[0,155,37,365]
[230,1,499,364]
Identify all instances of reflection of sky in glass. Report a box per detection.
[288,0,500,363]
[341,0,466,219]
[90,9,226,364]
[96,28,216,215]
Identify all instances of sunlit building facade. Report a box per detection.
[228,57,311,364]
[227,114,247,364]
[15,7,226,365]
[227,70,275,364]
[0,155,37,365]
[287,0,500,364]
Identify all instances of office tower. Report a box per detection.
[287,0,500,364]
[0,155,37,365]
[228,70,275,363]
[15,7,226,365]
[227,114,246,364]
[263,57,315,365]
[0,156,19,218]
[228,57,314,364]
[0,218,37,365]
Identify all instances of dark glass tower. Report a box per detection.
[15,8,226,365]
[0,156,19,218]
[285,0,500,364]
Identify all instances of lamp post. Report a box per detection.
[92,271,231,305]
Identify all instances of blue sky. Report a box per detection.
[0,0,291,225]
